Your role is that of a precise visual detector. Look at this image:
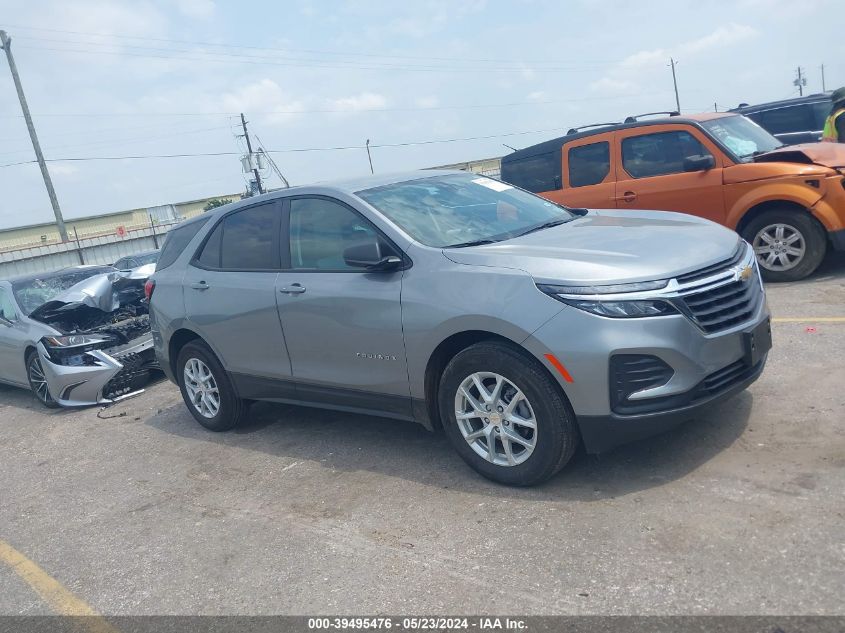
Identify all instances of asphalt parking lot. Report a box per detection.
[1,256,843,617]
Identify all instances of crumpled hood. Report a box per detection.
[29,270,148,323]
[753,143,845,169]
[443,210,741,284]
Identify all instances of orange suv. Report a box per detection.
[500,112,845,281]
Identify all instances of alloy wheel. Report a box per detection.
[752,223,805,272]
[184,358,221,419]
[28,356,50,404]
[454,372,537,467]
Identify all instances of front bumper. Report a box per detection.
[524,276,770,454]
[37,334,157,407]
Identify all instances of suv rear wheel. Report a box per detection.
[742,209,827,282]
[438,342,578,486]
[177,341,246,431]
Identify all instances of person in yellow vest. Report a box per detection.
[822,87,845,142]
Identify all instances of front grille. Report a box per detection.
[103,350,159,400]
[676,246,744,284]
[681,277,762,333]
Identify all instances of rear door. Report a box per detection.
[0,287,27,385]
[183,201,295,395]
[560,135,616,209]
[614,125,727,224]
[274,195,411,418]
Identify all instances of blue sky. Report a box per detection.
[0,0,842,229]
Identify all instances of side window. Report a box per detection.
[196,222,223,268]
[0,288,16,320]
[501,152,561,193]
[568,142,610,187]
[752,105,814,135]
[289,198,378,271]
[113,258,127,269]
[622,131,711,179]
[157,216,210,271]
[219,204,280,270]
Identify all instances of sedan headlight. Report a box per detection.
[43,334,115,349]
[538,282,678,318]
[41,334,117,365]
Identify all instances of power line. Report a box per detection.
[3,23,620,67]
[0,125,574,168]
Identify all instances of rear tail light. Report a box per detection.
[144,279,156,302]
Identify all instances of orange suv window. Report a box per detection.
[568,142,610,187]
[622,131,711,178]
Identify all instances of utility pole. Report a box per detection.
[668,58,681,113]
[239,112,264,195]
[820,64,826,92]
[365,139,374,174]
[0,30,68,242]
[794,67,806,96]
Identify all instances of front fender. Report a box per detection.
[725,178,824,230]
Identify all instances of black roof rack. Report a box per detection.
[565,122,620,135]
[623,111,681,123]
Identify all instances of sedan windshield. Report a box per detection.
[135,251,160,266]
[356,173,575,248]
[702,115,782,160]
[12,266,115,315]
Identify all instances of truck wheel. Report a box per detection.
[742,210,827,282]
[177,341,246,431]
[26,350,59,409]
[438,341,579,486]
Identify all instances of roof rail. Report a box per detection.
[623,111,681,123]
[565,122,620,135]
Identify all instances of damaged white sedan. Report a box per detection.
[0,265,157,408]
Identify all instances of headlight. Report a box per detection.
[43,334,115,349]
[557,299,678,318]
[537,282,678,318]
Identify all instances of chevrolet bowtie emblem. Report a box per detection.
[736,265,754,282]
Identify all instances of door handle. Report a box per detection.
[190,281,209,290]
[279,284,306,294]
[613,191,638,203]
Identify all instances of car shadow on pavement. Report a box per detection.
[0,382,69,416]
[146,389,753,502]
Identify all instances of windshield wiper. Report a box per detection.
[446,238,501,248]
[512,217,572,238]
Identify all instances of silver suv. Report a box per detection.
[149,171,771,486]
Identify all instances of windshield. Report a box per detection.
[11,266,115,316]
[356,173,575,248]
[702,115,782,160]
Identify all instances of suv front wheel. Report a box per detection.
[742,209,827,282]
[177,341,246,431]
[438,342,579,486]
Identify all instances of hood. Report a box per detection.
[29,271,148,325]
[753,143,845,169]
[443,210,741,284]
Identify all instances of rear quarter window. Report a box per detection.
[157,216,210,271]
[501,151,561,193]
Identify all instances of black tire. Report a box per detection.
[26,349,59,409]
[438,341,579,486]
[176,340,246,431]
[741,209,827,282]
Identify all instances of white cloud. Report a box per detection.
[327,92,388,113]
[221,79,305,124]
[48,164,80,178]
[415,96,440,108]
[589,77,638,95]
[527,91,547,102]
[620,49,667,69]
[175,0,216,20]
[681,23,758,55]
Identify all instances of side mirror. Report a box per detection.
[683,154,716,172]
[343,239,402,271]
[0,315,13,327]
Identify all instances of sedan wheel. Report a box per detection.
[26,351,58,408]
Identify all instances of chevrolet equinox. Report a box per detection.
[149,171,771,486]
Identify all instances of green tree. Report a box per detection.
[203,198,233,212]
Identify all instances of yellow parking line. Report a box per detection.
[0,539,119,633]
[772,317,845,323]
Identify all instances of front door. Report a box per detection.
[275,196,411,419]
[614,125,726,224]
[183,200,295,396]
